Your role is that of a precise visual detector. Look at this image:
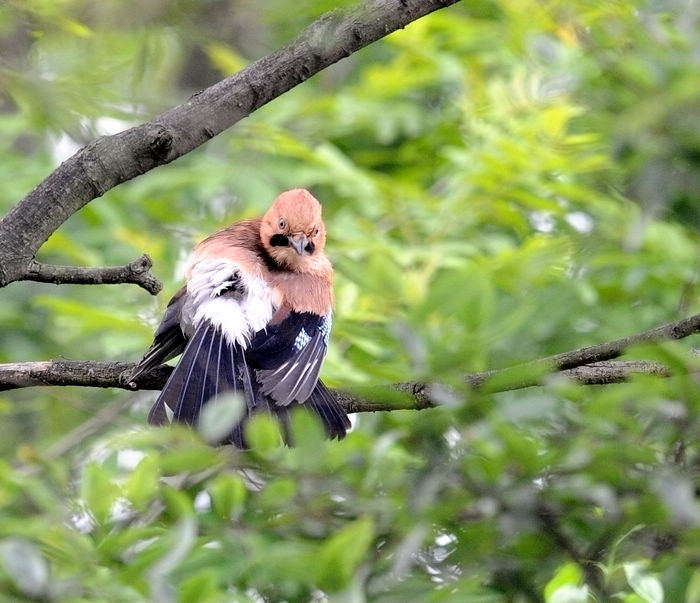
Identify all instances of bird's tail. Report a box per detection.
[147,321,253,446]
[303,380,351,441]
[148,322,349,446]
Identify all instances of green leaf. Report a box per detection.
[316,516,374,592]
[548,585,590,603]
[148,517,197,603]
[545,562,584,602]
[208,472,247,520]
[124,454,160,510]
[159,445,220,474]
[205,42,247,74]
[624,562,664,603]
[96,526,165,559]
[0,538,50,599]
[287,408,326,469]
[179,569,220,603]
[80,462,121,524]
[246,414,284,452]
[686,570,700,603]
[162,487,194,519]
[258,478,297,511]
[198,393,245,445]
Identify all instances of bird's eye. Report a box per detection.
[313,227,320,237]
[278,217,286,230]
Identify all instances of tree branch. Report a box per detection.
[0,0,462,288]
[0,358,669,410]
[1,311,696,411]
[20,255,162,295]
[536,502,607,598]
[465,312,700,393]
[333,360,672,413]
[0,360,171,392]
[0,356,677,412]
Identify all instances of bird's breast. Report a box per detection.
[270,271,333,316]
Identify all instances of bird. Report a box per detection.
[129,189,350,447]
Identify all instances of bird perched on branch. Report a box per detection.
[130,189,350,446]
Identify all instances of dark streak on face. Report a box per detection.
[304,241,315,254]
[257,243,285,272]
[270,234,289,247]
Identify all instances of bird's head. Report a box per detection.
[260,189,328,272]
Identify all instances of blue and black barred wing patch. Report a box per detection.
[246,311,332,406]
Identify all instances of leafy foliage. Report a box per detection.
[0,0,698,601]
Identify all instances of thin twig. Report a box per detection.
[46,397,136,458]
[536,502,608,598]
[21,255,162,295]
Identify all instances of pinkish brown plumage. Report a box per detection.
[131,189,349,447]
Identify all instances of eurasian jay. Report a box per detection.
[130,189,350,446]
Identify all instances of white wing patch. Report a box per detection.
[183,258,274,348]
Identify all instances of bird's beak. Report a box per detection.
[288,234,308,256]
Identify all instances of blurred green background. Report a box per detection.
[0,0,698,601]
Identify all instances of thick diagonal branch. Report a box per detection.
[21,255,162,294]
[0,0,462,288]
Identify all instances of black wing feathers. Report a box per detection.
[246,312,324,369]
[144,309,347,445]
[305,380,351,439]
[149,323,247,445]
[130,287,187,383]
[148,322,302,446]
[247,312,330,406]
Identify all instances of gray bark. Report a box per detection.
[0,0,461,288]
